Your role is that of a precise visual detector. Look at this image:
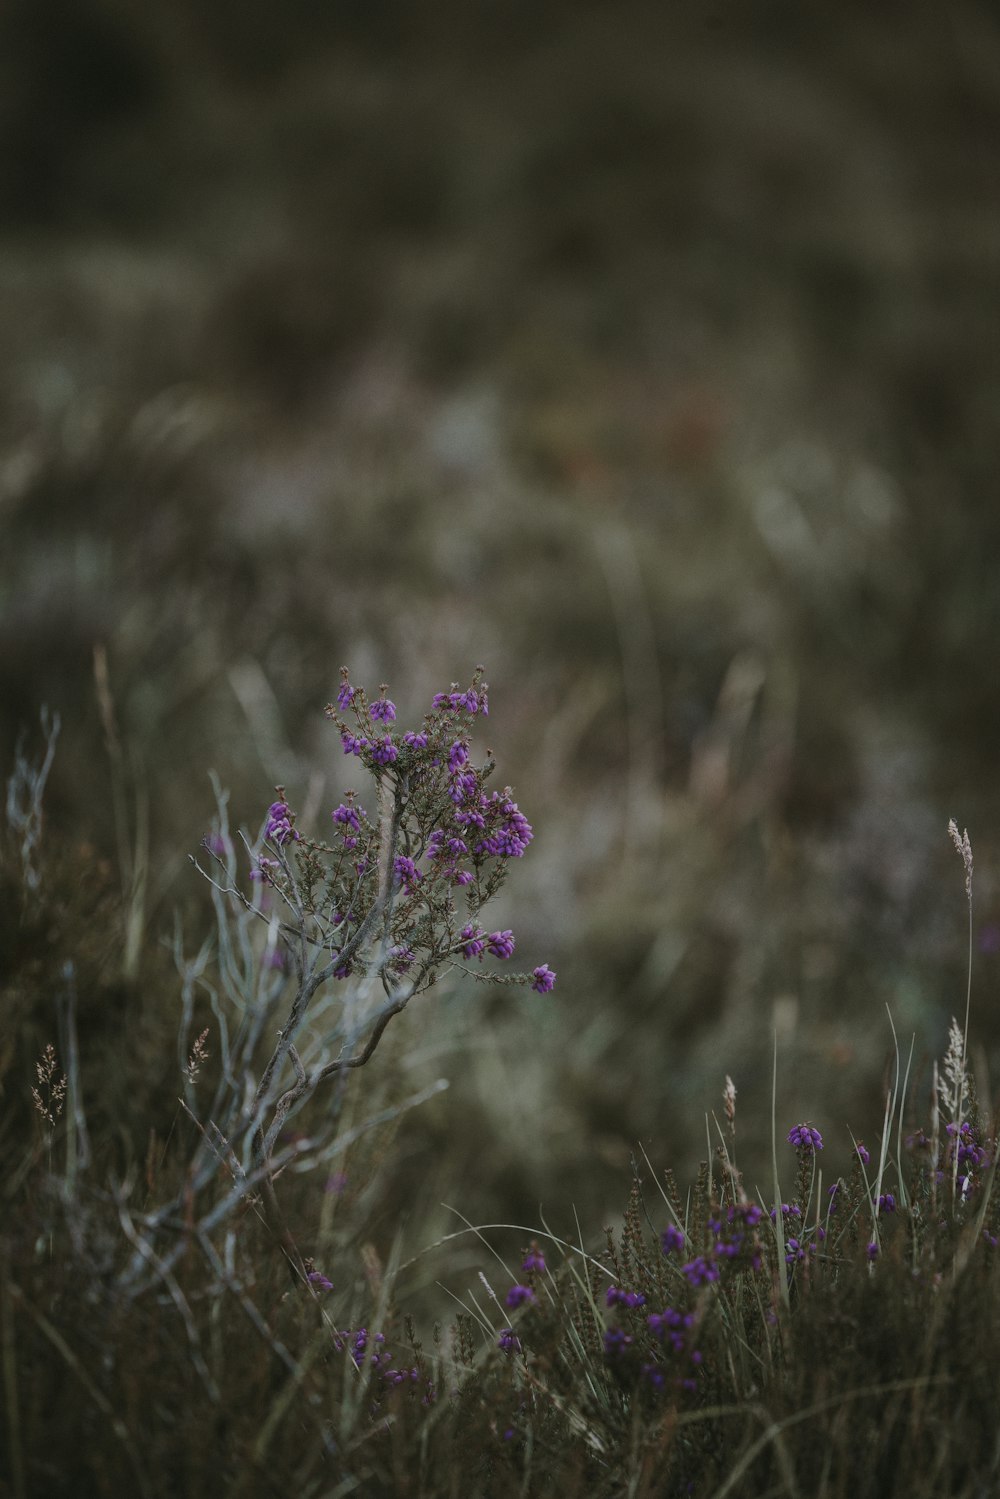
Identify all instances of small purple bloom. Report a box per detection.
[403,731,429,749]
[370,735,398,766]
[531,965,556,994]
[337,679,355,710]
[370,697,396,723]
[522,1249,546,1273]
[866,1240,880,1260]
[341,730,368,757]
[448,740,470,772]
[308,1270,334,1292]
[856,1143,871,1166]
[603,1326,634,1357]
[607,1286,647,1309]
[459,923,486,960]
[498,1328,521,1353]
[877,1193,896,1214]
[332,802,365,832]
[393,855,422,891]
[487,929,516,960]
[505,1284,535,1310]
[661,1223,686,1255]
[681,1256,720,1288]
[787,1123,824,1152]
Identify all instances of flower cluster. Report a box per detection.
[787,1122,824,1152]
[333,1326,435,1404]
[661,1202,764,1285]
[264,798,299,846]
[243,669,555,1002]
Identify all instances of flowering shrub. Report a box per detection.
[193,666,555,1204]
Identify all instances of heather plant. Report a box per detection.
[7,698,1000,1498]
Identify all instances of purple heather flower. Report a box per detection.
[370,697,396,723]
[505,1284,535,1310]
[453,869,474,886]
[458,923,486,960]
[264,800,299,846]
[641,1363,666,1390]
[403,730,429,749]
[787,1122,824,1152]
[606,1286,647,1309]
[681,1256,720,1288]
[448,740,469,772]
[647,1307,695,1353]
[531,965,556,994]
[250,856,281,882]
[661,1223,686,1255]
[341,730,368,757]
[336,680,355,710]
[498,1328,521,1354]
[370,735,398,766]
[448,771,479,805]
[522,1249,546,1273]
[308,1270,334,1292]
[877,1193,896,1214]
[769,1204,801,1222]
[603,1327,634,1357]
[866,1241,880,1261]
[393,855,422,891]
[856,1143,871,1166]
[332,802,365,832]
[389,943,415,973]
[487,929,516,960]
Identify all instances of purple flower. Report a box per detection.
[458,923,486,960]
[337,679,355,710]
[681,1256,720,1288]
[389,943,415,973]
[393,855,422,892]
[877,1193,896,1214]
[866,1241,880,1261]
[265,800,299,846]
[522,1249,546,1273]
[505,1285,535,1310]
[448,741,470,772]
[498,1328,521,1353]
[787,1123,824,1152]
[370,735,398,766]
[403,731,429,749]
[341,730,368,757]
[370,697,397,723]
[606,1286,647,1309]
[308,1270,334,1292]
[487,929,516,960]
[251,856,280,882]
[531,965,556,994]
[661,1223,686,1255]
[856,1143,871,1166]
[332,802,365,832]
[603,1327,634,1357]
[648,1307,695,1352]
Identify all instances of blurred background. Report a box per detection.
[3,0,1000,1281]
